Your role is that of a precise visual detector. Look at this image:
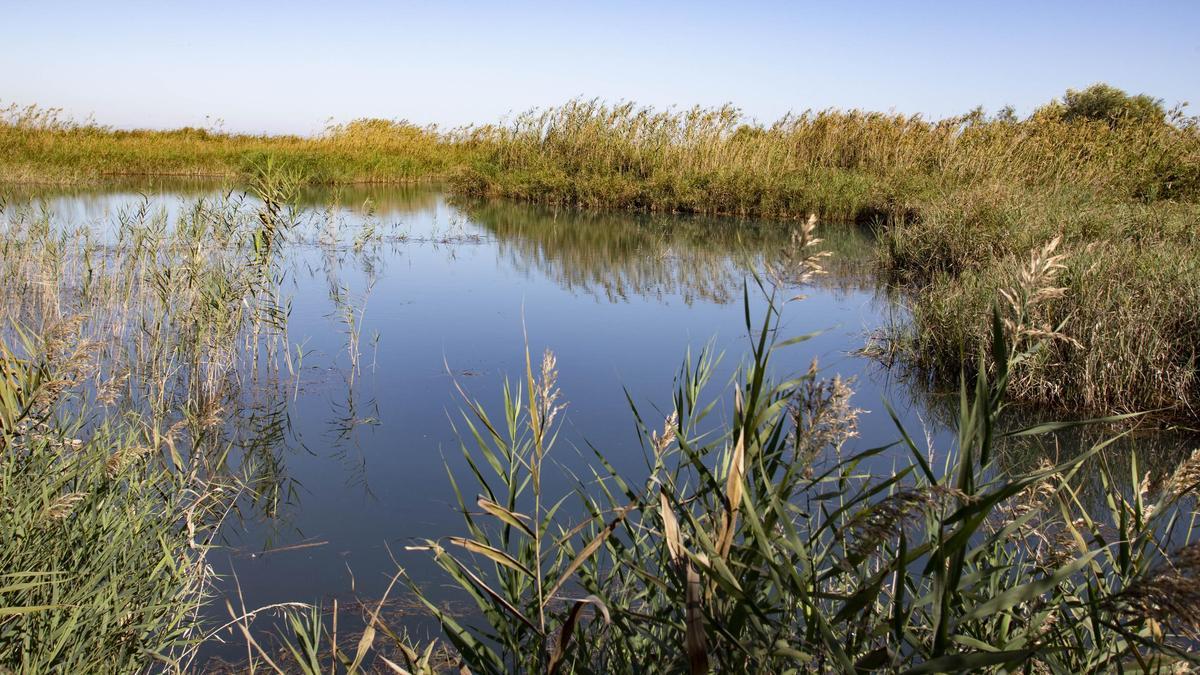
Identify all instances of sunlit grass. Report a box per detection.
[0,103,464,185]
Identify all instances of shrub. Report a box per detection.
[1059,83,1167,127]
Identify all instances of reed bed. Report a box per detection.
[450,97,1199,218]
[0,103,463,185]
[0,170,308,670]
[900,232,1200,417]
[9,91,1197,214]
[247,239,1200,673]
[1,326,215,671]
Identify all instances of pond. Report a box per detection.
[2,180,1193,667]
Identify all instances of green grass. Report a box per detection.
[883,189,1200,418]
[0,328,214,671]
[0,103,465,185]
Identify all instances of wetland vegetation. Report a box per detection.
[0,175,301,670]
[2,83,1199,673]
[5,84,1198,418]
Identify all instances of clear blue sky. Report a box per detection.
[2,1,1197,135]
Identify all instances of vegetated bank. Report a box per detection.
[0,104,464,185]
[3,84,1198,419]
[447,87,1200,420]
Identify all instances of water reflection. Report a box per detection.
[884,364,1199,502]
[294,182,440,216]
[0,178,440,222]
[0,179,879,307]
[461,198,878,304]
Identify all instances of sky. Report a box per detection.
[2,1,1198,135]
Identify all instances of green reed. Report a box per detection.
[0,167,313,671]
[1,326,216,671]
[378,269,1200,673]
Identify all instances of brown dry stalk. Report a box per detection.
[843,485,968,560]
[43,491,86,520]
[1104,542,1200,631]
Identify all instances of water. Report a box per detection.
[3,180,1193,666]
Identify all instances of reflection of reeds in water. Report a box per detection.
[0,179,310,499]
[460,197,878,305]
[0,178,442,244]
[0,172,411,668]
[294,182,441,218]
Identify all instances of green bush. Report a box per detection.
[1059,83,1167,127]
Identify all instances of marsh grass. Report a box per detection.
[0,326,219,671]
[899,230,1200,417]
[0,167,322,670]
[0,103,463,185]
[450,98,1199,218]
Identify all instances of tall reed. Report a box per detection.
[0,167,311,670]
[380,278,1200,672]
[450,98,1199,218]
